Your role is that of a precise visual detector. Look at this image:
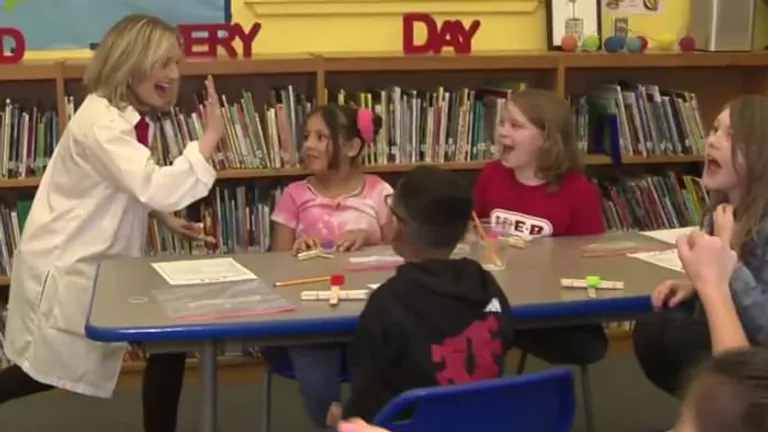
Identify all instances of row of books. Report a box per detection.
[0,171,707,278]
[0,82,705,179]
[0,304,8,369]
[572,84,705,157]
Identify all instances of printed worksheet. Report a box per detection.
[639,227,699,245]
[628,249,683,272]
[151,257,257,286]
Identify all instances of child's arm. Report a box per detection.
[345,290,401,422]
[272,223,296,252]
[373,178,396,244]
[698,286,750,353]
[271,185,299,251]
[728,248,768,345]
[567,177,605,235]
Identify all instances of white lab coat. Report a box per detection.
[4,94,216,398]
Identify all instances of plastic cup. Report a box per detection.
[472,232,509,271]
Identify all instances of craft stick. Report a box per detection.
[342,263,400,273]
[301,290,370,301]
[581,246,672,258]
[274,276,331,287]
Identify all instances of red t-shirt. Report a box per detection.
[473,161,604,238]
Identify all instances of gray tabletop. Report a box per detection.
[87,231,683,344]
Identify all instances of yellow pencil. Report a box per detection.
[273,276,331,288]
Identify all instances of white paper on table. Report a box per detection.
[628,249,683,272]
[639,227,699,245]
[151,257,257,286]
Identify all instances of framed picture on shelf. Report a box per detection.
[546,0,602,50]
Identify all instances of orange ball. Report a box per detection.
[561,34,579,52]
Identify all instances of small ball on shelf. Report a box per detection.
[679,35,696,52]
[636,35,649,52]
[656,34,676,51]
[604,36,625,53]
[561,34,579,52]
[581,34,601,52]
[625,36,643,53]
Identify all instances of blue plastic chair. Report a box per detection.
[373,369,576,432]
[260,347,350,432]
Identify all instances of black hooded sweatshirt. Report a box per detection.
[343,258,515,422]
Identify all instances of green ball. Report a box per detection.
[581,34,601,52]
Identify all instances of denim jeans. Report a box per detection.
[262,344,346,429]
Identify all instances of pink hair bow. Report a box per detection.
[357,109,375,142]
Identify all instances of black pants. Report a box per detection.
[633,305,711,397]
[0,352,187,432]
[516,324,609,365]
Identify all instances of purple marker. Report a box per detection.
[321,239,336,253]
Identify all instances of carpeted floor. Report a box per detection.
[0,351,679,432]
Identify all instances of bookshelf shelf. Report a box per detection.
[559,51,768,69]
[0,155,702,189]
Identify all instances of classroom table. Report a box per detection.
[86,231,683,432]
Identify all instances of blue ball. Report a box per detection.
[625,37,642,53]
[604,36,625,53]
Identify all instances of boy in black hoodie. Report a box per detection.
[333,166,515,424]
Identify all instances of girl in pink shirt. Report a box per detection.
[264,104,393,430]
[272,105,393,254]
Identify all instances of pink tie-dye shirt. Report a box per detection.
[271,175,394,243]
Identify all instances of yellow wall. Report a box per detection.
[22,0,768,59]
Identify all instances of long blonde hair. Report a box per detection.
[506,89,583,187]
[83,14,181,110]
[708,95,768,255]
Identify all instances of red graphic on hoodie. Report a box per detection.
[430,315,502,385]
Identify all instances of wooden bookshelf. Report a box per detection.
[2,50,756,377]
[2,51,749,193]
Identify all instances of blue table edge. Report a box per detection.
[85,264,652,343]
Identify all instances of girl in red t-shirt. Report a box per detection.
[473,89,608,368]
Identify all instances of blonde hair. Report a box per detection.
[708,95,768,254]
[84,14,181,110]
[506,89,583,187]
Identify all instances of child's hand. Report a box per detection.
[335,230,368,252]
[651,279,695,311]
[337,418,390,432]
[677,231,737,299]
[713,203,735,247]
[292,235,320,255]
[326,402,342,427]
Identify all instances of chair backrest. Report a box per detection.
[372,368,575,432]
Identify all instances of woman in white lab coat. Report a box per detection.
[0,14,223,431]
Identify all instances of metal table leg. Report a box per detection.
[200,340,219,432]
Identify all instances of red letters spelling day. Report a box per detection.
[402,13,480,55]
[0,15,482,63]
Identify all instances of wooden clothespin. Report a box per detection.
[297,249,334,261]
[561,276,624,298]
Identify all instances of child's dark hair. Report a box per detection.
[683,348,768,432]
[394,166,473,251]
[308,104,383,169]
